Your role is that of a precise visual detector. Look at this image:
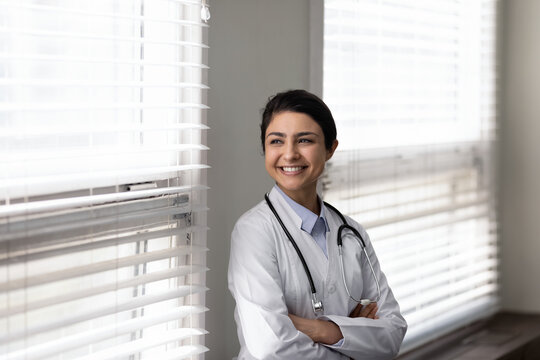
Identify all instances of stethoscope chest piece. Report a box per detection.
[311,293,324,314]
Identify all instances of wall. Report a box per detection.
[205,1,310,359]
[500,0,540,312]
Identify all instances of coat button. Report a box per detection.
[328,285,336,294]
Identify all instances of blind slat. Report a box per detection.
[324,35,460,53]
[1,225,209,264]
[75,328,208,360]
[151,344,210,360]
[401,297,497,353]
[0,28,209,48]
[367,211,490,242]
[3,305,208,360]
[1,164,210,199]
[379,232,494,266]
[2,145,209,164]
[1,245,208,291]
[1,195,192,235]
[0,185,205,218]
[387,246,496,285]
[345,189,487,219]
[1,204,208,244]
[404,284,497,326]
[0,53,210,69]
[0,2,209,28]
[399,272,497,314]
[0,102,209,112]
[0,265,208,317]
[0,123,209,137]
[0,80,209,88]
[0,285,207,344]
[361,199,488,229]
[392,260,497,299]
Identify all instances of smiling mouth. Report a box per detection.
[279,166,307,174]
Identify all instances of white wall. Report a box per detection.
[205,1,310,359]
[500,0,540,313]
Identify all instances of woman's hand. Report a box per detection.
[288,314,343,345]
[349,302,379,319]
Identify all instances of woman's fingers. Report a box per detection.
[358,302,374,317]
[349,302,378,319]
[359,302,378,319]
[349,303,363,317]
[367,304,378,319]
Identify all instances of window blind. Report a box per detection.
[0,0,210,359]
[322,0,498,352]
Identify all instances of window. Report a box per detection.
[0,0,209,359]
[322,0,498,352]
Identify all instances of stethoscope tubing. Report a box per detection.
[264,193,317,295]
[264,193,381,314]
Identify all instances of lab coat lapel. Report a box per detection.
[268,188,329,281]
[324,206,340,294]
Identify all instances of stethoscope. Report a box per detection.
[264,193,381,315]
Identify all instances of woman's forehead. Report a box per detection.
[267,111,322,133]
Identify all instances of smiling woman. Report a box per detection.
[227,89,407,360]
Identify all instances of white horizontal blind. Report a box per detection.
[0,0,210,359]
[323,0,498,352]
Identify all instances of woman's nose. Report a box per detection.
[283,143,300,160]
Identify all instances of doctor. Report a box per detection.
[228,90,407,359]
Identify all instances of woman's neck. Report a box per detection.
[277,184,320,215]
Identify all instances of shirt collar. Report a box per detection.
[274,185,329,234]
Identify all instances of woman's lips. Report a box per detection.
[279,166,307,174]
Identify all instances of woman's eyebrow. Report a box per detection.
[266,131,285,138]
[296,131,318,137]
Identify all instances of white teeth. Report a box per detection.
[282,166,303,172]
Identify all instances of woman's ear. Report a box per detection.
[326,139,339,161]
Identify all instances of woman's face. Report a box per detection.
[264,111,337,202]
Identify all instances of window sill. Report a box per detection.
[397,312,540,360]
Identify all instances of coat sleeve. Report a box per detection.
[321,222,407,360]
[228,214,347,360]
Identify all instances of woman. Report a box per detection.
[228,90,407,359]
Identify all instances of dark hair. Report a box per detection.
[260,89,337,152]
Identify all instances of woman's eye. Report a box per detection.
[299,138,313,143]
[269,139,283,144]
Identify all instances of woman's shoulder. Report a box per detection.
[231,200,278,252]
[233,199,274,232]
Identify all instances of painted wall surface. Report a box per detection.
[205,1,310,359]
[500,0,540,313]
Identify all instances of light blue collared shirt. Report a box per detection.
[274,185,330,258]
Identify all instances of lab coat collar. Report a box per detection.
[268,186,302,229]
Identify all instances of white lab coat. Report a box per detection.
[228,187,407,360]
